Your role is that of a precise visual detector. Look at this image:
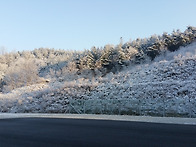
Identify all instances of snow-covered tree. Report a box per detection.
[2,58,44,92]
[99,44,127,73]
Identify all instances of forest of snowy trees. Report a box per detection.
[1,26,196,92]
[0,26,196,117]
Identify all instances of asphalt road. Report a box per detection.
[0,118,196,147]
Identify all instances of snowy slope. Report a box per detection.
[0,42,196,117]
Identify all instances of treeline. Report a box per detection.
[0,26,196,92]
[0,49,80,92]
[76,26,196,74]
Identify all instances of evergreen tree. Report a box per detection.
[99,44,127,72]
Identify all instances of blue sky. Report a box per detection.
[0,0,196,52]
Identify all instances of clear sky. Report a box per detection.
[0,0,196,52]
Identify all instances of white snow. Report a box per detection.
[0,42,196,117]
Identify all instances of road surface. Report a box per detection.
[0,118,196,147]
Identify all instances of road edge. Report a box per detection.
[0,113,196,125]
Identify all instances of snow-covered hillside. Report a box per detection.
[0,42,196,117]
